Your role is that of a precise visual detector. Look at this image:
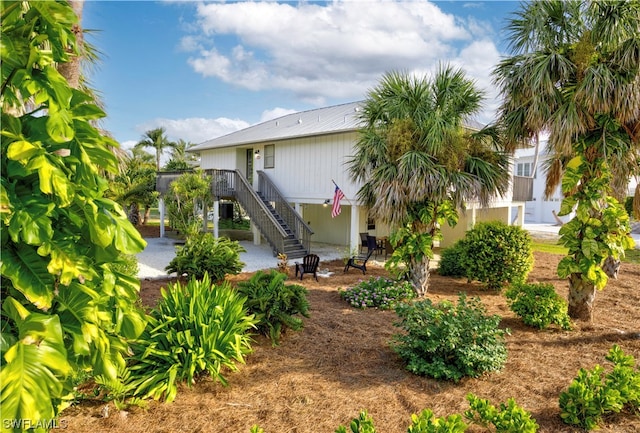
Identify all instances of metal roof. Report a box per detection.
[190,100,487,151]
[191,101,365,151]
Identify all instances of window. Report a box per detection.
[264,144,275,168]
[516,162,532,177]
[367,216,375,230]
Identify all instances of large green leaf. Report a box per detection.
[0,297,70,425]
[1,244,55,310]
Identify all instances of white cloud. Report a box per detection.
[136,117,250,145]
[183,0,502,119]
[260,107,298,123]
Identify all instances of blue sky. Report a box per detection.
[83,0,521,154]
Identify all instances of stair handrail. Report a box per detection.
[206,169,289,255]
[257,171,314,253]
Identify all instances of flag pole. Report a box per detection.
[332,179,354,205]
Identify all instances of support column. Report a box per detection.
[159,197,165,238]
[350,204,360,254]
[213,198,219,239]
[251,222,261,245]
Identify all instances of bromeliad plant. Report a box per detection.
[166,233,245,281]
[235,270,310,346]
[339,276,415,310]
[1,1,147,425]
[127,274,257,402]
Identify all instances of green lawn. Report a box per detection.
[531,238,639,264]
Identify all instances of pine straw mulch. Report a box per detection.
[61,229,640,433]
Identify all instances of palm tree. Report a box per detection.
[164,139,198,171]
[349,67,510,296]
[109,148,158,225]
[493,0,640,322]
[135,127,174,171]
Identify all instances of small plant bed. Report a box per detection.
[338,276,415,309]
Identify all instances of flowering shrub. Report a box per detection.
[339,277,415,310]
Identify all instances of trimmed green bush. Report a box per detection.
[128,274,257,402]
[461,221,533,289]
[335,411,376,433]
[465,394,539,432]
[505,282,572,330]
[236,270,310,346]
[166,232,245,281]
[437,241,467,277]
[392,294,508,381]
[559,345,640,430]
[339,276,415,310]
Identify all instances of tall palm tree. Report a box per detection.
[164,138,198,171]
[349,67,510,296]
[493,0,640,322]
[135,127,174,171]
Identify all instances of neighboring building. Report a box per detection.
[185,101,526,257]
[513,146,568,225]
[513,147,638,225]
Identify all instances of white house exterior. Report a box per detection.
[513,147,638,224]
[190,101,525,254]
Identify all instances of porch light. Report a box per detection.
[323,199,331,207]
[254,149,261,159]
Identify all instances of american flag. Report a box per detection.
[331,185,345,218]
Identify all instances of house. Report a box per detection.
[513,146,638,224]
[179,101,526,258]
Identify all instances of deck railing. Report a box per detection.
[257,171,314,253]
[205,169,289,255]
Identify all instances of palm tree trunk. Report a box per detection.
[602,256,621,279]
[409,256,430,297]
[57,1,84,89]
[142,205,151,226]
[567,274,596,322]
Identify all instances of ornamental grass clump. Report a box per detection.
[127,273,256,402]
[339,276,415,310]
[392,294,508,381]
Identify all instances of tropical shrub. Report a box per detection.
[559,345,640,430]
[235,270,310,346]
[437,241,467,277]
[165,169,212,236]
[505,283,572,330]
[339,276,415,310]
[335,410,376,433]
[461,221,533,289]
[392,294,508,381]
[465,394,539,432]
[407,410,467,432]
[166,233,245,281]
[128,274,256,402]
[1,1,147,425]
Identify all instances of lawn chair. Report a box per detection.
[359,232,368,253]
[344,236,377,274]
[295,254,320,281]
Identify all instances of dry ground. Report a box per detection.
[62,226,640,432]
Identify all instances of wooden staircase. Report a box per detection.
[204,169,313,259]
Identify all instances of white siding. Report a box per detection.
[200,148,238,170]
